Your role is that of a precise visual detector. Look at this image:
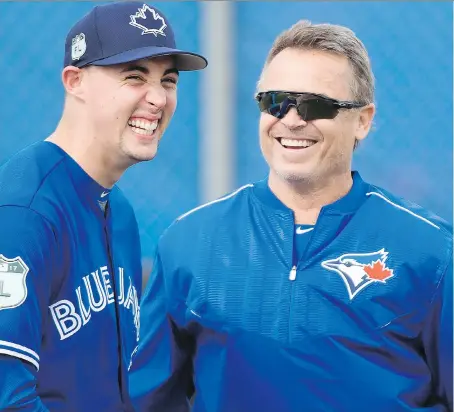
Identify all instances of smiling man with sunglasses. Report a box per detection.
[131,20,452,412]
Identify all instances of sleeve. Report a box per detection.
[0,206,57,410]
[0,356,48,411]
[422,254,453,410]
[129,243,195,412]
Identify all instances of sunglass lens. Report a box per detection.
[259,92,340,121]
[259,92,289,118]
[297,98,339,121]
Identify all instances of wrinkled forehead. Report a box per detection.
[260,48,355,101]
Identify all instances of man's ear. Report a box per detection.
[355,103,376,142]
[62,66,86,100]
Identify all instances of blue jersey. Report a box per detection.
[130,172,453,412]
[0,142,142,411]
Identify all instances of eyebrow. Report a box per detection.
[120,64,179,77]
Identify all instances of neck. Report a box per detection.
[46,115,127,189]
[268,171,353,224]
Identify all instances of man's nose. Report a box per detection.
[280,106,308,128]
[145,84,167,110]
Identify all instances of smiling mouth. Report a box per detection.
[128,119,159,136]
[276,137,318,149]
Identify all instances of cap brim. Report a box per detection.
[87,46,207,71]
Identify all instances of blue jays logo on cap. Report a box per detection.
[63,2,207,71]
[129,4,167,37]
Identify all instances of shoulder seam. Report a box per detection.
[28,157,66,209]
[0,205,56,235]
[176,183,254,221]
[366,191,441,230]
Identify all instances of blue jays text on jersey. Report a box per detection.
[0,141,142,411]
[129,172,453,412]
[49,265,139,342]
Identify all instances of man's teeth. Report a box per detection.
[280,138,317,148]
[128,119,159,136]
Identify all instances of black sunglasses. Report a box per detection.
[255,91,366,121]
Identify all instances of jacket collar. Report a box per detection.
[252,171,370,215]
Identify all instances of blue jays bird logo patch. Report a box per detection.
[321,249,394,300]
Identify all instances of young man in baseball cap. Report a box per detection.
[0,2,206,411]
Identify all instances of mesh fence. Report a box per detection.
[0,2,452,286]
[236,1,453,223]
[0,1,204,283]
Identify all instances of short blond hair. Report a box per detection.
[259,20,375,104]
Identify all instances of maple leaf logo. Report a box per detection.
[364,260,394,282]
[129,4,167,37]
[321,249,395,300]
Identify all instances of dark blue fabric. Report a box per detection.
[0,141,142,411]
[130,172,453,412]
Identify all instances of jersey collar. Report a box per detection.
[47,142,112,216]
[252,171,370,215]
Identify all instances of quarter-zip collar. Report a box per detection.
[252,171,370,216]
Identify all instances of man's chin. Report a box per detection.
[122,145,159,165]
[273,165,315,182]
[130,151,158,163]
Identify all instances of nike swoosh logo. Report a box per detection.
[100,191,110,198]
[296,227,314,235]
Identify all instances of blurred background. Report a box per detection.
[1,1,452,285]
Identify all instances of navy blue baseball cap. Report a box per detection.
[64,2,207,71]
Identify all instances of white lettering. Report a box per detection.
[117,267,125,305]
[121,271,140,341]
[75,286,91,325]
[83,270,107,312]
[128,345,139,371]
[134,303,140,341]
[124,277,134,310]
[100,266,115,304]
[49,300,82,340]
[50,266,140,342]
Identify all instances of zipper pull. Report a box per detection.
[289,265,297,281]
